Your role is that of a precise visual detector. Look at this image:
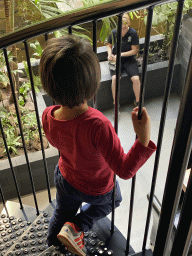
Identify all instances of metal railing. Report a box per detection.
[0,0,192,255]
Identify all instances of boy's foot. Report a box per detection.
[57,222,87,256]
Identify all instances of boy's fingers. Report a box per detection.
[142,108,149,118]
[132,107,149,121]
[133,106,139,112]
[132,110,138,118]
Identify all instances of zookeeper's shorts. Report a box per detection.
[109,57,139,78]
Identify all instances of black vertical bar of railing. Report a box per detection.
[153,46,192,256]
[24,40,52,203]
[92,20,97,53]
[152,0,185,254]
[0,185,9,216]
[0,118,23,209]
[44,33,48,41]
[138,6,153,118]
[170,168,192,256]
[44,34,55,106]
[137,5,155,251]
[155,15,192,252]
[111,14,122,235]
[114,14,122,134]
[125,175,136,255]
[125,7,154,255]
[93,19,97,109]
[3,48,40,216]
[68,26,72,35]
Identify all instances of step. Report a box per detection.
[3,200,56,256]
[39,216,135,255]
[130,249,153,256]
[1,201,40,222]
[0,201,41,255]
[1,200,135,256]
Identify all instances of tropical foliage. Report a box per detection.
[148,0,192,59]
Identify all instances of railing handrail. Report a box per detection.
[0,0,173,49]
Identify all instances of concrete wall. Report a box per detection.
[176,10,192,97]
[87,60,180,111]
[0,145,59,201]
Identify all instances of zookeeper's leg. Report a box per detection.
[131,75,141,103]
[123,59,141,105]
[111,75,116,105]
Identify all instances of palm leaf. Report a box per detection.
[41,5,64,14]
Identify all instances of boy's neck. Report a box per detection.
[54,101,89,121]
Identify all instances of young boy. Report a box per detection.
[40,35,156,256]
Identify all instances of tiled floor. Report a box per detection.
[0,93,181,254]
[103,93,181,252]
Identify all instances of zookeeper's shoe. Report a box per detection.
[57,222,87,256]
[134,100,139,107]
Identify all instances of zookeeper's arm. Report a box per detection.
[107,43,113,60]
[121,45,139,57]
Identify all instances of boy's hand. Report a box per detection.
[131,107,151,147]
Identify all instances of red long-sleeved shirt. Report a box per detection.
[42,106,156,196]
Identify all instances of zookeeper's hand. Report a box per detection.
[108,54,114,61]
[112,55,117,62]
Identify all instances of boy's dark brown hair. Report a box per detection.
[40,35,101,108]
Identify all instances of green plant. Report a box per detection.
[19,82,31,106]
[0,101,47,157]
[3,129,21,154]
[81,0,117,43]
[99,16,117,43]
[0,106,8,119]
[19,75,41,106]
[22,111,37,130]
[31,0,64,19]
[0,50,10,88]
[149,1,192,59]
[1,112,18,135]
[0,107,43,155]
[0,111,21,155]
[129,10,141,20]
[54,0,117,43]
[0,50,22,88]
[30,40,43,58]
[54,26,92,42]
[32,75,41,91]
[21,110,45,148]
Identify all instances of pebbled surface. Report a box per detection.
[4,201,56,256]
[0,214,32,255]
[1,200,133,256]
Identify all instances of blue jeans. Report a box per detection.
[47,165,122,246]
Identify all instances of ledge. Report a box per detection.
[87,59,181,111]
[0,145,59,201]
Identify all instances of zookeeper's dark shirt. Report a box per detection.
[108,27,139,61]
